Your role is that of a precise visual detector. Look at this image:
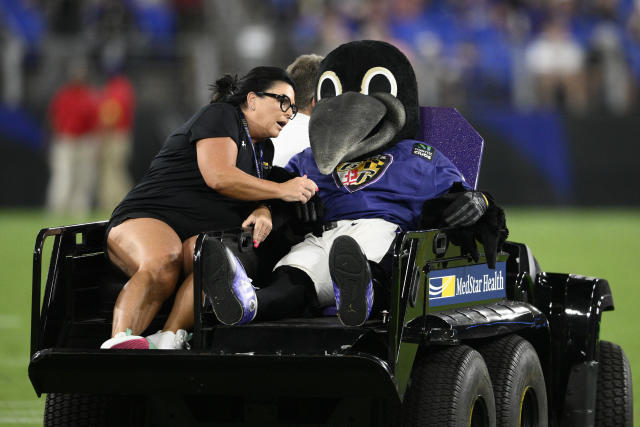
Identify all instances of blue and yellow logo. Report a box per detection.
[428,262,507,308]
[429,275,456,299]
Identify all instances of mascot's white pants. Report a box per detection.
[274,218,399,306]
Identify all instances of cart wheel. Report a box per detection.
[44,393,140,426]
[476,334,548,427]
[44,393,111,427]
[595,340,633,427]
[400,345,496,427]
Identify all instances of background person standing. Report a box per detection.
[45,60,99,216]
[97,71,136,212]
[271,54,323,167]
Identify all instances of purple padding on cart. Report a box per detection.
[419,107,484,189]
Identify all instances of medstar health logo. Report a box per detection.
[428,262,507,307]
[429,275,456,299]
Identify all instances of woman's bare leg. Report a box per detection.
[162,235,198,332]
[162,273,195,332]
[107,218,183,336]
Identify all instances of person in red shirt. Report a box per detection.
[46,61,100,215]
[97,73,136,212]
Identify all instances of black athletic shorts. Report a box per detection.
[105,211,272,281]
[106,210,224,243]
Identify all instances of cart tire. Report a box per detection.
[476,334,548,427]
[400,345,496,427]
[44,393,140,426]
[595,340,633,427]
[44,393,112,427]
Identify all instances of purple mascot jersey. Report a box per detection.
[286,139,469,231]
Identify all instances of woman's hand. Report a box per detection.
[279,175,318,203]
[242,205,272,248]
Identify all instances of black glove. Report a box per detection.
[442,191,488,227]
[295,194,326,224]
[263,166,326,239]
[445,202,508,268]
[420,183,508,268]
[293,195,326,237]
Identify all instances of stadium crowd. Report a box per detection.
[284,0,640,114]
[1,0,639,209]
[1,0,639,115]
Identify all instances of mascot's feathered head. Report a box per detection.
[309,40,419,174]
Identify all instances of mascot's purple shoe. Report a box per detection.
[329,235,374,327]
[203,239,257,325]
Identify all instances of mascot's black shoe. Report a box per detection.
[203,239,257,325]
[329,235,374,327]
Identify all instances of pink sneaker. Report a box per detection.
[100,329,149,349]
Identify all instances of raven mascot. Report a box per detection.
[211,40,507,327]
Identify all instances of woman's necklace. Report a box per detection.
[241,117,264,179]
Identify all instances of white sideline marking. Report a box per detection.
[0,411,42,424]
[0,417,42,424]
[0,401,41,408]
[0,401,43,424]
[0,314,22,329]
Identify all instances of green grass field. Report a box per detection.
[0,208,638,425]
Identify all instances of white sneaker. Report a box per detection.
[100,329,149,349]
[146,329,190,350]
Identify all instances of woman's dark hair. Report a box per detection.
[210,66,296,105]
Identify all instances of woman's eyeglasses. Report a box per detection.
[256,92,298,119]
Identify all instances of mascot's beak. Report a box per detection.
[309,92,406,174]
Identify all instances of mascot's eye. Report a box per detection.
[361,67,397,97]
[317,71,342,101]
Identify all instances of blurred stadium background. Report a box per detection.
[0,0,638,425]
